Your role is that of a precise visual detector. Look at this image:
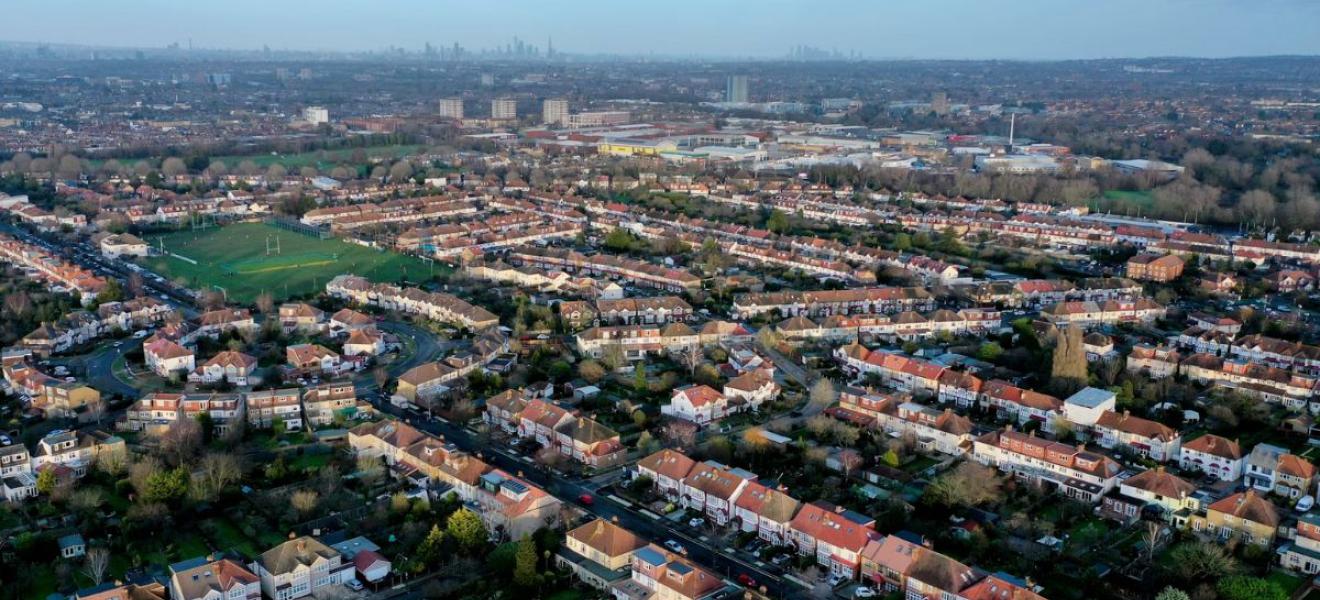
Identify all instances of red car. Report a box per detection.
[578,493,594,505]
[737,573,758,588]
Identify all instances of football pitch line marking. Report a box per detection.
[237,259,338,274]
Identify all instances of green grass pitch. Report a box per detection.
[141,222,447,303]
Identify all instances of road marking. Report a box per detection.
[607,495,633,507]
[640,509,661,520]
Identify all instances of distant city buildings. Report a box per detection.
[492,97,517,120]
[543,98,569,126]
[302,106,328,125]
[438,97,464,120]
[726,75,749,103]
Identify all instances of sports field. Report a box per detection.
[142,222,447,303]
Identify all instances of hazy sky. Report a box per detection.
[6,0,1320,59]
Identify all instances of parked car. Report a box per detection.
[737,573,758,588]
[663,539,687,555]
[854,587,878,598]
[688,517,706,528]
[1299,495,1315,512]
[578,493,594,506]
[770,554,791,566]
[828,573,848,588]
[344,580,364,592]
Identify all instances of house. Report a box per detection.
[100,233,149,259]
[1186,491,1279,546]
[1092,410,1181,462]
[245,389,304,430]
[636,449,696,500]
[1126,344,1180,379]
[39,380,101,420]
[789,501,880,577]
[1178,434,1243,481]
[732,480,801,544]
[1244,444,1316,499]
[193,308,257,339]
[190,351,258,386]
[343,327,386,356]
[169,556,261,600]
[251,536,354,600]
[286,344,351,375]
[972,428,1121,503]
[1280,513,1320,574]
[329,308,375,335]
[303,381,359,427]
[474,470,562,540]
[1125,253,1184,282]
[680,461,755,525]
[395,361,460,402]
[144,335,195,378]
[59,533,86,558]
[328,536,391,584]
[1061,387,1116,429]
[723,370,779,410]
[663,384,730,426]
[0,441,35,502]
[33,430,126,478]
[484,389,529,434]
[611,544,724,600]
[1101,467,1198,524]
[278,303,325,334]
[181,393,246,435]
[123,392,184,435]
[557,518,647,589]
[1083,332,1116,360]
[74,582,169,600]
[882,403,975,456]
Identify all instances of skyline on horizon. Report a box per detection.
[6,0,1320,61]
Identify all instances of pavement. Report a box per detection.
[370,399,806,599]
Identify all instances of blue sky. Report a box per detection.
[6,0,1320,59]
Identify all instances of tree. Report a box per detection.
[1050,326,1087,395]
[161,157,188,178]
[144,466,189,503]
[513,536,539,587]
[290,490,319,516]
[578,360,606,383]
[634,364,647,392]
[662,420,698,449]
[766,209,790,234]
[977,342,1003,362]
[36,468,56,495]
[1167,541,1236,583]
[82,547,111,585]
[1154,588,1190,600]
[809,378,837,411]
[601,344,627,371]
[356,455,385,487]
[446,507,488,551]
[255,292,275,315]
[837,449,863,479]
[1217,576,1286,600]
[160,418,203,465]
[924,462,1003,508]
[416,524,447,567]
[196,452,242,500]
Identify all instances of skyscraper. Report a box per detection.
[438,97,464,120]
[492,98,517,120]
[542,98,569,126]
[726,75,749,103]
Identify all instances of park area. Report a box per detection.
[142,222,445,303]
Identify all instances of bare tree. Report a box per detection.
[159,418,202,466]
[809,378,837,411]
[83,547,111,584]
[290,489,319,516]
[161,157,188,178]
[837,449,863,480]
[662,420,698,450]
[925,462,1004,508]
[197,452,242,499]
[255,292,275,315]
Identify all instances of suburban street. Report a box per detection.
[371,399,806,599]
